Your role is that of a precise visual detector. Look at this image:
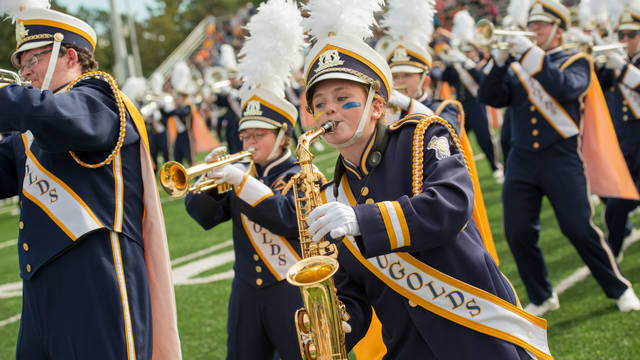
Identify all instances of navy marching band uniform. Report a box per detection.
[0,79,153,360]
[215,92,243,154]
[321,118,530,359]
[185,151,304,360]
[0,11,156,357]
[477,6,632,307]
[150,108,171,169]
[441,57,500,172]
[597,10,640,257]
[301,2,550,352]
[170,104,195,166]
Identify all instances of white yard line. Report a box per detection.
[170,240,233,266]
[0,239,17,249]
[0,314,20,327]
[553,229,640,296]
[473,153,486,161]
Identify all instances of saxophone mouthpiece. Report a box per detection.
[321,120,336,133]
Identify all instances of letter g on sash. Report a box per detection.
[389,261,405,280]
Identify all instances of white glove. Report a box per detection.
[307,202,360,243]
[205,146,228,163]
[389,89,412,110]
[507,35,533,57]
[491,48,510,67]
[450,49,476,70]
[605,51,627,71]
[206,163,246,186]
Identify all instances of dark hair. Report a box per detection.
[62,44,99,73]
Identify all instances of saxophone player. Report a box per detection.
[300,0,550,358]
[184,1,307,358]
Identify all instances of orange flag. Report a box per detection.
[459,125,499,264]
[582,71,639,200]
[486,106,503,129]
[190,105,220,153]
[167,116,177,145]
[353,310,386,359]
[443,100,499,264]
[439,81,452,101]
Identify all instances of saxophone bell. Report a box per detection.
[287,256,347,360]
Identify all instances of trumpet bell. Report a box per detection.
[475,18,537,49]
[160,161,189,197]
[158,148,255,197]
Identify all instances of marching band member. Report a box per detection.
[302,0,551,358]
[214,44,243,154]
[478,0,640,316]
[169,63,197,166]
[0,3,180,359]
[184,1,306,358]
[598,5,640,258]
[380,0,461,129]
[439,10,503,181]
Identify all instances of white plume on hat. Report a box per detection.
[0,0,49,21]
[504,0,531,29]
[237,0,306,98]
[578,0,605,27]
[122,77,147,101]
[608,0,632,30]
[303,0,384,42]
[219,44,238,72]
[451,9,475,45]
[149,72,165,95]
[171,61,198,95]
[380,0,436,45]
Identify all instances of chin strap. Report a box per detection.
[540,23,558,51]
[266,123,287,162]
[412,72,428,99]
[41,33,64,91]
[332,83,376,149]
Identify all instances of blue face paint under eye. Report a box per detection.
[342,101,362,110]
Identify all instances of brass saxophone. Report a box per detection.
[285,121,348,360]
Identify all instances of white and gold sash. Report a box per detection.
[453,63,479,98]
[21,131,103,240]
[240,214,301,281]
[322,177,552,360]
[613,61,640,118]
[511,62,579,138]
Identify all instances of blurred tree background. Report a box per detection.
[0,0,261,76]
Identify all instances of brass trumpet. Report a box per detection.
[159,148,254,197]
[475,19,537,50]
[590,43,628,65]
[0,69,28,85]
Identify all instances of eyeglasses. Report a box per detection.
[238,129,272,142]
[619,31,640,41]
[18,49,53,76]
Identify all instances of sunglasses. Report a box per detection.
[619,31,640,40]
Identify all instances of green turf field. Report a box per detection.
[0,135,638,359]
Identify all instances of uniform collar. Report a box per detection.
[256,149,294,178]
[341,126,378,180]
[632,52,640,64]
[546,46,564,56]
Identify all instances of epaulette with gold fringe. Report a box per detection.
[407,115,468,196]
